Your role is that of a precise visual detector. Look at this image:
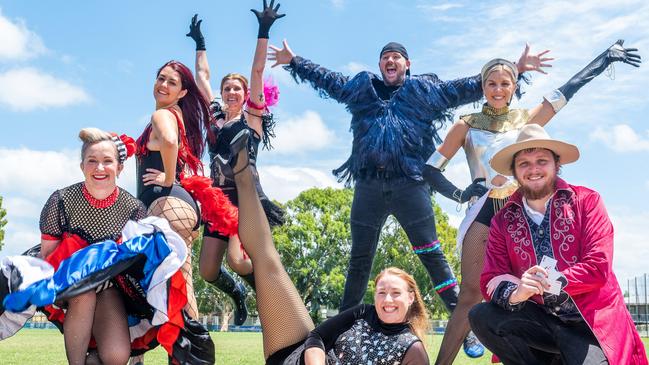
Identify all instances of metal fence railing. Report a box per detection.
[625,274,649,336]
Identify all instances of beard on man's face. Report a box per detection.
[518,174,557,200]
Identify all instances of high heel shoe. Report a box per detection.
[212,128,251,183]
[228,128,251,173]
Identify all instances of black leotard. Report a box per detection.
[136,149,199,216]
[135,108,200,219]
[203,103,284,240]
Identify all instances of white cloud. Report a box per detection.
[3,197,40,219]
[417,3,464,22]
[342,62,371,75]
[0,68,90,111]
[611,211,649,282]
[330,0,345,9]
[272,110,336,153]
[0,148,80,198]
[446,212,464,228]
[423,0,649,109]
[418,3,463,12]
[590,124,649,152]
[257,165,341,202]
[0,10,46,61]
[2,223,40,256]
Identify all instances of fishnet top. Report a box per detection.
[40,182,147,244]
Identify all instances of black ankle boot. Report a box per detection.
[240,273,256,291]
[208,267,248,326]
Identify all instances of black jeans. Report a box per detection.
[469,302,608,365]
[339,177,459,312]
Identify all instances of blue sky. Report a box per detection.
[0,0,647,282]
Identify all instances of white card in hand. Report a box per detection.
[540,255,557,271]
[546,279,562,295]
[539,255,563,296]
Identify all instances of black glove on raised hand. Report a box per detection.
[423,165,488,204]
[559,39,641,101]
[186,14,206,51]
[251,0,285,39]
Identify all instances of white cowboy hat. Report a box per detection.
[489,124,580,175]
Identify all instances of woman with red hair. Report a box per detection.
[135,59,214,320]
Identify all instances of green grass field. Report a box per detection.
[1,329,649,364]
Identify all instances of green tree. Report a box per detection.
[274,188,461,322]
[273,188,353,323]
[0,196,7,250]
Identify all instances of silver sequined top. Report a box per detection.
[333,319,419,365]
[462,108,529,189]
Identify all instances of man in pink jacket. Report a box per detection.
[468,124,647,364]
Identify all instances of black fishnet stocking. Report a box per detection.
[93,288,130,365]
[233,149,314,359]
[147,196,199,319]
[64,290,96,365]
[435,222,490,364]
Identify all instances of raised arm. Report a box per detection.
[186,14,215,102]
[269,40,351,103]
[414,44,553,114]
[528,39,641,126]
[407,73,483,120]
[246,0,285,137]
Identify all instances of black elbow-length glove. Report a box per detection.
[423,165,488,204]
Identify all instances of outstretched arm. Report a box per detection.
[528,39,641,126]
[412,73,483,113]
[247,0,285,137]
[186,14,215,102]
[414,44,554,113]
[269,40,351,103]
